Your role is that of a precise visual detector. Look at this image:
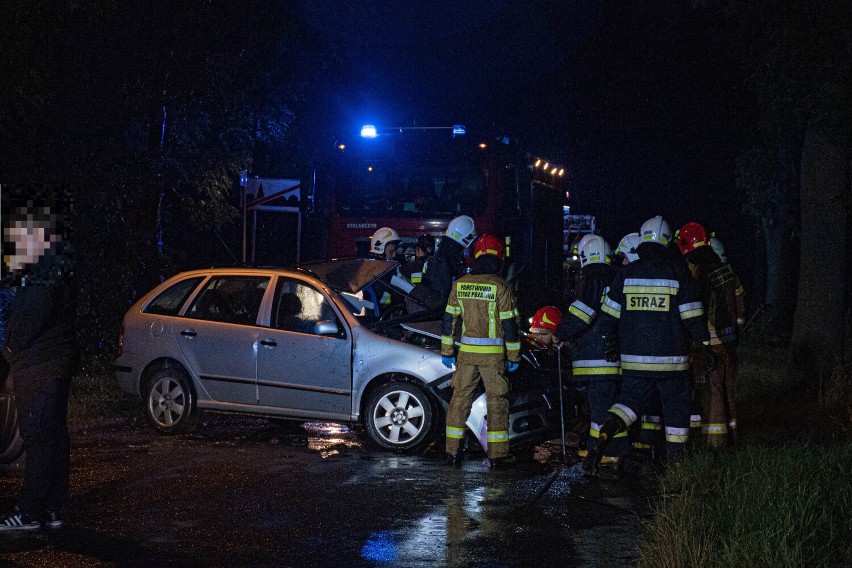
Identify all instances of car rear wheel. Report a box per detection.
[144,364,198,434]
[365,382,434,452]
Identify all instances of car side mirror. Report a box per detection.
[313,320,339,336]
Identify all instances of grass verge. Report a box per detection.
[639,445,852,567]
[639,338,852,567]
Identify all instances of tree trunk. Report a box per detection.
[762,130,801,334]
[788,118,849,392]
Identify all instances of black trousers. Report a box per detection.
[611,372,692,461]
[13,360,72,518]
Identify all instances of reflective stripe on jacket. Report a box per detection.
[600,254,709,377]
[441,273,520,366]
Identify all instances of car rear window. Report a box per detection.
[144,277,203,316]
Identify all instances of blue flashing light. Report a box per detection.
[360,124,378,138]
[452,124,466,137]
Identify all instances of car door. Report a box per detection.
[175,274,270,405]
[256,276,352,418]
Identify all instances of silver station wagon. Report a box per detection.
[114,259,561,452]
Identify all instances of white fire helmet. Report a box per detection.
[710,236,727,263]
[370,227,401,255]
[617,232,642,263]
[639,215,672,246]
[578,234,612,267]
[445,215,477,248]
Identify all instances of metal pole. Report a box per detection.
[557,345,567,462]
[296,211,302,264]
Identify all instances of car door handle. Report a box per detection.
[260,339,277,347]
[180,329,197,337]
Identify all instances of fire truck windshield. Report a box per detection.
[334,158,486,217]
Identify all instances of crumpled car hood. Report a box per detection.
[300,258,398,294]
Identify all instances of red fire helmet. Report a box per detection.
[677,221,710,256]
[530,306,562,333]
[473,233,505,260]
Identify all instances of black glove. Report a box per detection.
[602,334,620,363]
[704,345,716,373]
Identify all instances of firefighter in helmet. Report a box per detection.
[368,227,401,261]
[423,215,476,305]
[555,234,627,465]
[528,305,562,349]
[441,233,520,468]
[710,235,746,337]
[588,215,713,473]
[363,227,411,319]
[678,223,742,447]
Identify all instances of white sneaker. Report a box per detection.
[0,508,42,532]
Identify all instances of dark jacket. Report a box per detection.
[556,262,620,379]
[3,244,78,371]
[423,238,466,305]
[600,243,709,377]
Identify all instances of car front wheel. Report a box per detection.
[365,382,434,452]
[144,364,198,434]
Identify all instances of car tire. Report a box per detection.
[144,364,198,434]
[365,381,434,452]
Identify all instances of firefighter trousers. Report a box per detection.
[445,363,510,459]
[701,345,738,447]
[587,379,629,456]
[610,372,692,462]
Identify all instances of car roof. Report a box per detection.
[170,258,398,294]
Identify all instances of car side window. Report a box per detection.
[144,277,203,316]
[185,276,269,325]
[271,278,341,336]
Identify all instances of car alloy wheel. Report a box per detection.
[365,382,434,451]
[145,365,198,434]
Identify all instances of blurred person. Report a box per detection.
[0,200,78,532]
[441,234,520,468]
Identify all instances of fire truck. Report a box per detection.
[310,123,566,312]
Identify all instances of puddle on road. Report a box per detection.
[302,422,362,455]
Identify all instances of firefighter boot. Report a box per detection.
[582,413,625,475]
[446,448,464,466]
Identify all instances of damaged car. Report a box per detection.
[114,259,572,452]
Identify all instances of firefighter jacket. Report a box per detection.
[423,240,467,305]
[441,273,521,367]
[689,261,744,346]
[600,252,710,377]
[555,263,620,379]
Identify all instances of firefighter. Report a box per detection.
[423,215,477,305]
[368,227,401,261]
[528,305,562,349]
[441,233,520,468]
[616,231,667,461]
[710,235,746,336]
[402,235,434,285]
[364,227,409,318]
[678,223,742,447]
[587,215,713,473]
[555,234,627,465]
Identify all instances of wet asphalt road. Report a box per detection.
[0,414,654,567]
